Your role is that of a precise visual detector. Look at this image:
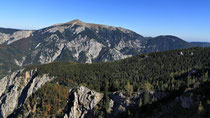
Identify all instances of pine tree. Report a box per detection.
[139,98,143,107]
[143,92,150,105]
[187,76,191,87]
[104,80,110,113]
[124,81,133,97]
[198,101,204,114]
[111,80,119,91]
[142,81,153,91]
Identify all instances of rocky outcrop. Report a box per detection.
[62,87,167,118]
[64,86,103,118]
[0,30,33,44]
[63,87,167,118]
[108,91,167,117]
[0,69,54,118]
[179,96,193,109]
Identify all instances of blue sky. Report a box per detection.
[0,0,210,42]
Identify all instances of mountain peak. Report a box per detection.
[65,19,105,28]
[71,19,81,22]
[52,19,84,27]
[54,19,122,31]
[51,19,134,33]
[66,19,83,24]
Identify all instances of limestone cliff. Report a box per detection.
[64,86,103,118]
[0,69,54,118]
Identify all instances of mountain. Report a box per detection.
[0,20,209,118]
[0,27,33,44]
[144,35,192,53]
[190,42,210,47]
[0,19,205,78]
[0,19,147,64]
[23,19,146,64]
[0,27,20,35]
[0,20,147,77]
[0,47,209,118]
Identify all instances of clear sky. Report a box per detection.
[0,0,210,42]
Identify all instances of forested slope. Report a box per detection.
[10,47,210,117]
[25,47,210,91]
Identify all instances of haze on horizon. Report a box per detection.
[0,0,210,42]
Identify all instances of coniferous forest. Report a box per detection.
[14,47,210,118]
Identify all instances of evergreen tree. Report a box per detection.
[124,81,133,97]
[139,98,143,107]
[104,80,110,113]
[198,101,204,114]
[143,92,150,105]
[187,76,191,87]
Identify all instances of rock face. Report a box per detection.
[0,30,33,44]
[108,91,167,117]
[0,69,54,118]
[64,86,103,118]
[0,19,146,65]
[25,19,146,64]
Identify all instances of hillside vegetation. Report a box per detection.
[25,47,210,91]
[15,47,210,117]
